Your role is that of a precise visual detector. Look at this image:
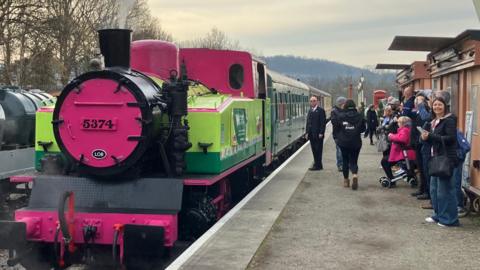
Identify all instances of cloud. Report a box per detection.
[147,0,479,67]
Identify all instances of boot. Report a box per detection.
[343,178,350,188]
[352,175,358,190]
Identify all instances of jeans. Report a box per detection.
[336,144,343,168]
[339,146,360,179]
[453,164,464,208]
[421,148,431,197]
[430,173,459,226]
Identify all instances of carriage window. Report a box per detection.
[275,92,279,122]
[293,95,295,116]
[229,64,244,89]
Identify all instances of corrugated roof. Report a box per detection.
[375,64,410,70]
[267,69,309,90]
[388,36,453,51]
[388,30,480,53]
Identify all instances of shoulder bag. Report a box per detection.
[376,132,389,152]
[428,137,452,178]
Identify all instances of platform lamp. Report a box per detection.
[357,74,365,107]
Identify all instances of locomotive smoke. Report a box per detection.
[117,0,136,28]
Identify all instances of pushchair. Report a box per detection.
[379,143,418,188]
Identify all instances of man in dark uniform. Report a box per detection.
[306,95,326,170]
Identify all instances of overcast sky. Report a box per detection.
[147,0,479,68]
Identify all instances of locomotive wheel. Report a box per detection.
[182,208,212,240]
[180,196,217,240]
[381,179,391,188]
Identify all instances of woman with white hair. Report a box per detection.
[381,116,416,182]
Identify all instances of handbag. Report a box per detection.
[428,138,452,178]
[376,133,389,152]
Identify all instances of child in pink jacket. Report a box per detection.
[381,116,416,181]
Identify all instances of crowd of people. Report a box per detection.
[373,87,468,227]
[306,86,469,227]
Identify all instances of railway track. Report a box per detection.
[0,140,302,270]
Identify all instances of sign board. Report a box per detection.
[462,111,473,187]
[233,108,247,145]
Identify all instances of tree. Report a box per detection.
[0,0,173,91]
[126,0,172,41]
[181,27,240,50]
[0,0,43,85]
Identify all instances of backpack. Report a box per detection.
[456,129,471,162]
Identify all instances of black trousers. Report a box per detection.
[414,146,427,194]
[366,128,376,143]
[381,159,396,180]
[339,146,360,179]
[310,137,324,168]
[381,158,416,180]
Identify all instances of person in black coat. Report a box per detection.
[331,99,366,190]
[331,96,347,171]
[366,105,379,145]
[420,96,459,227]
[306,95,326,170]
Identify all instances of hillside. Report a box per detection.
[263,55,397,102]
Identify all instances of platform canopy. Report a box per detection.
[375,63,410,70]
[388,36,453,51]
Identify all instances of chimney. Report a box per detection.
[98,29,132,69]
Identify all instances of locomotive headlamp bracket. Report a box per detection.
[198,142,213,154]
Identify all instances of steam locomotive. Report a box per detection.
[0,86,55,191]
[0,29,330,269]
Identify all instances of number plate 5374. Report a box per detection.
[81,118,117,130]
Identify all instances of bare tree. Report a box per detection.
[126,0,173,41]
[0,0,43,85]
[0,0,172,91]
[181,27,240,50]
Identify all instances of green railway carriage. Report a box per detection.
[267,71,331,158]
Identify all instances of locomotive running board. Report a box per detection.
[26,175,184,214]
[0,221,26,249]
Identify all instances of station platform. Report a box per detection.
[168,126,480,270]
